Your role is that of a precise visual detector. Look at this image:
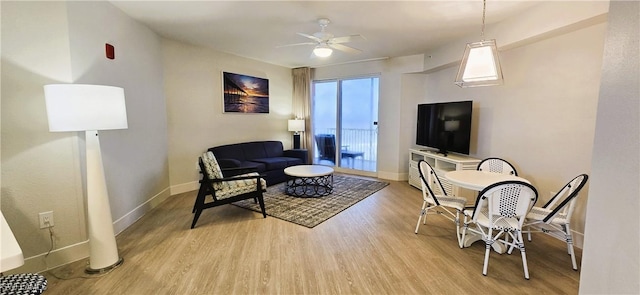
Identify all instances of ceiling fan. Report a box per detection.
[278,18,365,58]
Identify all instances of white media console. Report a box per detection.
[408,148,481,196]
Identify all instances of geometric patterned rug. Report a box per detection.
[233,174,389,228]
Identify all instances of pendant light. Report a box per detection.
[455,0,503,87]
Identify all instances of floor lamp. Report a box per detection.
[288,119,305,149]
[44,84,127,274]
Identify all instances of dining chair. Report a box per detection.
[461,181,538,279]
[522,174,588,270]
[415,160,468,247]
[477,157,518,176]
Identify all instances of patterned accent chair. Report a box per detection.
[191,151,267,229]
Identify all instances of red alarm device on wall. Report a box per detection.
[105,43,115,59]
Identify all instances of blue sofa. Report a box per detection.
[208,141,308,186]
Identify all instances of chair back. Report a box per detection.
[315,134,336,161]
[473,181,538,228]
[477,157,518,176]
[417,160,447,206]
[541,174,588,223]
[200,151,225,189]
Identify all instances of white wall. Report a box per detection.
[419,23,606,248]
[162,39,293,194]
[312,11,606,251]
[1,1,169,273]
[1,1,81,271]
[580,1,639,293]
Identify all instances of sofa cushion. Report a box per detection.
[241,161,266,172]
[209,144,246,161]
[242,142,268,160]
[251,157,289,170]
[215,172,267,200]
[263,141,285,158]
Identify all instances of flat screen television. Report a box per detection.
[416,100,473,156]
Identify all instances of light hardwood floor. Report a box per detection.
[45,177,581,294]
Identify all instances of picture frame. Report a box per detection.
[222,71,269,113]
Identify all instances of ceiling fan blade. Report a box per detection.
[331,34,366,44]
[329,43,362,54]
[297,32,322,42]
[276,42,316,48]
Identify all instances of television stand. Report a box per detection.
[408,149,480,195]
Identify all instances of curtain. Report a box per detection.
[292,67,312,162]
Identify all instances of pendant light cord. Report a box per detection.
[481,0,486,40]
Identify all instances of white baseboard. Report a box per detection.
[6,240,89,275]
[377,170,408,181]
[10,187,173,274]
[170,181,198,195]
[113,187,172,234]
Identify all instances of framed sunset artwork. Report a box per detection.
[222,72,269,113]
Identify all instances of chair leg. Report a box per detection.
[257,195,267,218]
[459,215,469,249]
[517,230,530,279]
[191,185,207,229]
[191,208,203,229]
[563,224,578,270]
[455,211,461,247]
[415,201,427,234]
[192,184,206,213]
[483,241,492,276]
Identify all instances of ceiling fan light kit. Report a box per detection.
[279,18,363,59]
[313,44,333,57]
[455,0,504,88]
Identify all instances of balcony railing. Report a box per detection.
[313,128,378,162]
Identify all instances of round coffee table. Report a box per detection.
[284,165,334,197]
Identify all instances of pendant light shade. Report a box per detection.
[454,0,504,88]
[455,39,503,87]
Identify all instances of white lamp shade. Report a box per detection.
[313,45,333,58]
[44,84,128,132]
[288,119,305,132]
[455,39,503,87]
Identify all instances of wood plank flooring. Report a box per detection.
[45,177,581,294]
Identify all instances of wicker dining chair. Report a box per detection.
[477,157,518,176]
[415,160,468,247]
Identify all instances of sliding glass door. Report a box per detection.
[312,76,379,172]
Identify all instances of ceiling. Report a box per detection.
[110,1,539,68]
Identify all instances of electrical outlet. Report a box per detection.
[39,211,54,228]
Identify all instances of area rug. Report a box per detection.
[233,174,389,228]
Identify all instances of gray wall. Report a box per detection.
[1,1,169,272]
[579,1,640,293]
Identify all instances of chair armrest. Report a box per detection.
[204,173,266,183]
[221,166,258,177]
[284,149,308,164]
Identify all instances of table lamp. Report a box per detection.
[287,119,305,149]
[44,84,126,274]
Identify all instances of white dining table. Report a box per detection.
[445,170,531,253]
[445,170,530,191]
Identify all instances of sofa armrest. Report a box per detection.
[284,149,308,164]
[217,158,242,169]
